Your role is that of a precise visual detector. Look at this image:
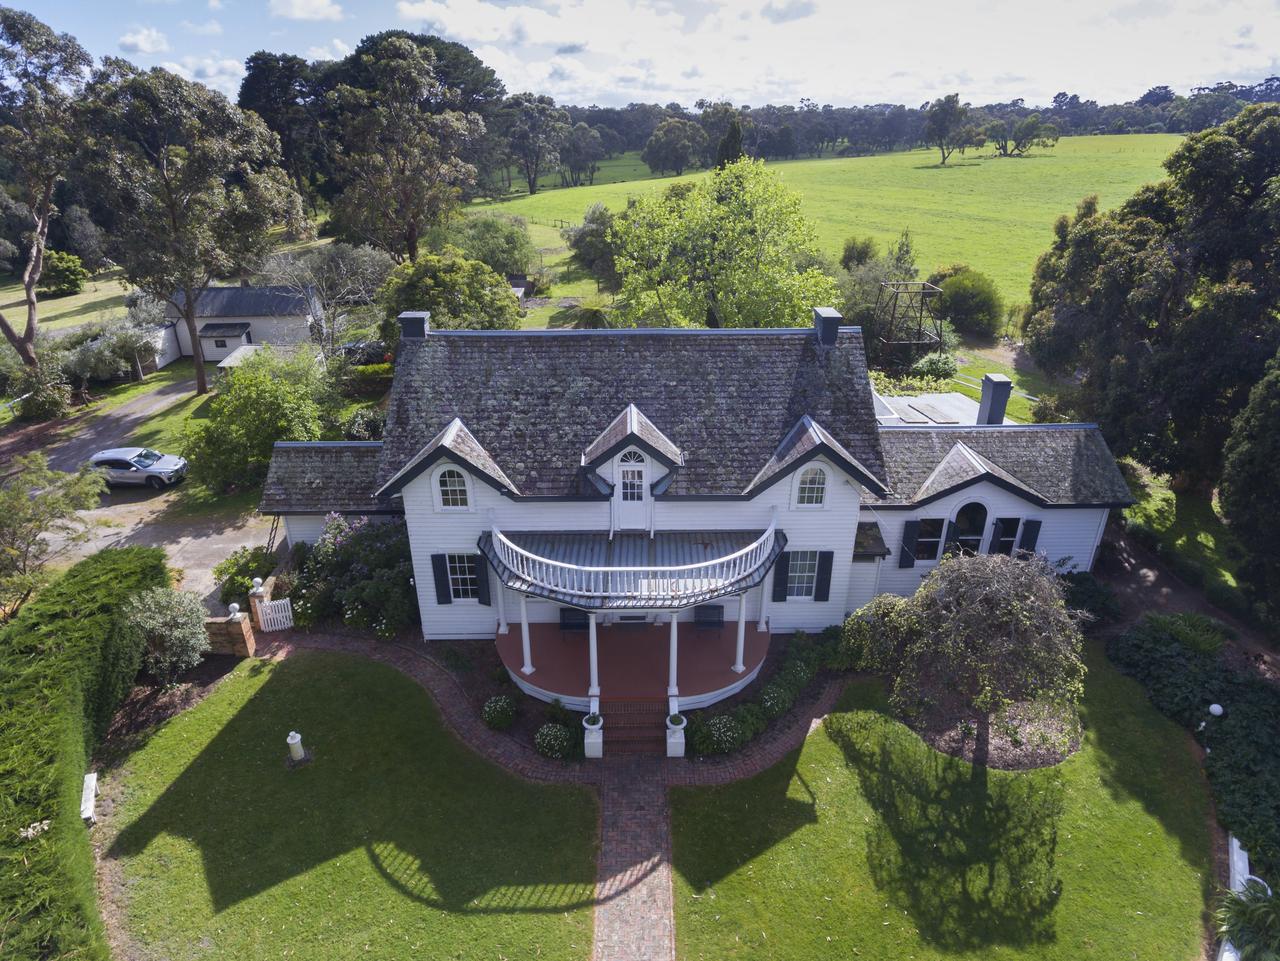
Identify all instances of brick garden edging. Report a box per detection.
[258,630,847,961]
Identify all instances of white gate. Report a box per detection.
[257,597,294,632]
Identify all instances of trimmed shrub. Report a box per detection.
[482,694,517,731]
[1109,614,1280,876]
[213,545,276,607]
[910,351,958,380]
[121,587,211,686]
[759,681,795,719]
[36,249,89,297]
[932,267,1004,338]
[688,713,745,756]
[733,702,768,740]
[831,595,913,672]
[0,547,168,960]
[544,698,573,727]
[534,722,574,759]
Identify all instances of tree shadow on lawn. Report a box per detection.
[107,652,597,917]
[825,693,1064,951]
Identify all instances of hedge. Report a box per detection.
[0,547,169,961]
[1109,613,1280,880]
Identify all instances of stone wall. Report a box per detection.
[205,613,256,657]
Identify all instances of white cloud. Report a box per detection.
[306,38,353,61]
[208,0,224,8]
[269,0,344,21]
[162,55,246,97]
[182,18,224,35]
[118,26,169,55]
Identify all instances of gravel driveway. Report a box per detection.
[43,375,196,472]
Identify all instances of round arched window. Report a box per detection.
[438,467,469,508]
[796,466,826,506]
[952,502,988,554]
[620,450,645,464]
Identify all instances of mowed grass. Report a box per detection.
[0,267,129,333]
[671,645,1213,961]
[482,135,1181,306]
[103,651,598,961]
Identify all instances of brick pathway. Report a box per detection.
[259,630,846,961]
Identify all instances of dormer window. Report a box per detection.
[436,467,470,510]
[795,466,827,508]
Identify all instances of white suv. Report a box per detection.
[89,447,188,490]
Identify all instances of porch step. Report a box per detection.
[609,735,666,755]
[600,698,666,714]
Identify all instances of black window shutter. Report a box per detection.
[772,551,791,602]
[431,553,452,605]
[987,518,1006,554]
[943,520,959,552]
[1018,519,1042,554]
[899,520,920,568]
[814,551,834,602]
[475,556,492,606]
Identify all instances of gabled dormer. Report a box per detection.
[913,440,1046,506]
[581,404,684,486]
[376,417,519,500]
[744,414,888,499]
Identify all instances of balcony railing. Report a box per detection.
[486,519,783,607]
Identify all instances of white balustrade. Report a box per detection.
[489,520,779,605]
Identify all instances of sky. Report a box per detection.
[21,0,1280,108]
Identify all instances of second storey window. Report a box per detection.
[796,466,826,507]
[438,468,469,509]
[991,517,1021,555]
[786,550,820,598]
[619,449,645,501]
[915,519,944,561]
[446,553,479,599]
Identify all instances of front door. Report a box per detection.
[614,449,648,530]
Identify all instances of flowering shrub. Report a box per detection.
[482,695,517,731]
[213,545,276,606]
[688,713,745,756]
[759,681,795,719]
[534,722,574,759]
[291,513,418,638]
[120,587,210,685]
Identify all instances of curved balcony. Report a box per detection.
[477,521,786,610]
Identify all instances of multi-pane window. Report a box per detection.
[915,519,945,561]
[619,450,645,502]
[992,517,1021,555]
[796,467,826,506]
[446,553,479,599]
[438,468,469,508]
[951,502,988,554]
[786,550,820,598]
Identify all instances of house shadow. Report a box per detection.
[107,654,597,916]
[826,705,1064,951]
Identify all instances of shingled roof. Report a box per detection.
[377,327,888,498]
[166,285,318,319]
[874,426,1133,507]
[260,442,399,515]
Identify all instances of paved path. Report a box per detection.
[44,374,196,472]
[260,631,846,961]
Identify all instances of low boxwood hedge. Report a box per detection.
[1109,613,1280,879]
[0,547,169,961]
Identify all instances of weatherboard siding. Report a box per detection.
[284,514,328,546]
[173,314,311,357]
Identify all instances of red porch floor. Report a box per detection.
[495,620,771,703]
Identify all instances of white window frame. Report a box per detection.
[433,465,472,512]
[949,501,990,555]
[914,518,946,563]
[446,552,480,600]
[786,549,820,600]
[792,465,828,509]
[618,449,647,503]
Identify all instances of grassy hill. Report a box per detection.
[479,134,1182,306]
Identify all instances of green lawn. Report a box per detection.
[671,645,1212,961]
[952,340,1060,423]
[0,267,129,333]
[481,135,1180,308]
[104,651,598,961]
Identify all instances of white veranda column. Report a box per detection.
[667,612,679,696]
[588,612,600,697]
[519,595,534,675]
[732,593,747,673]
[756,582,769,632]
[495,581,508,634]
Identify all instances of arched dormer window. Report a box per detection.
[436,467,470,510]
[951,501,988,554]
[795,466,827,507]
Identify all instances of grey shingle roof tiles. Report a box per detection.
[259,442,397,514]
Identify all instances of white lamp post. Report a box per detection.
[287,731,305,762]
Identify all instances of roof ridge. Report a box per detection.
[422,326,864,337]
[879,422,1102,431]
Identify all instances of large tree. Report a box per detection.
[507,93,568,195]
[640,118,707,175]
[559,122,604,186]
[265,242,394,353]
[1026,104,1280,489]
[611,159,839,328]
[237,51,324,208]
[85,61,301,395]
[1220,348,1280,622]
[328,36,480,263]
[378,246,520,342]
[0,8,92,368]
[922,93,970,165]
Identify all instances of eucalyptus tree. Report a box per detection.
[328,36,480,263]
[85,60,302,395]
[0,8,92,368]
[507,93,569,195]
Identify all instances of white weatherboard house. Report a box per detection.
[161,285,319,363]
[261,308,1132,744]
